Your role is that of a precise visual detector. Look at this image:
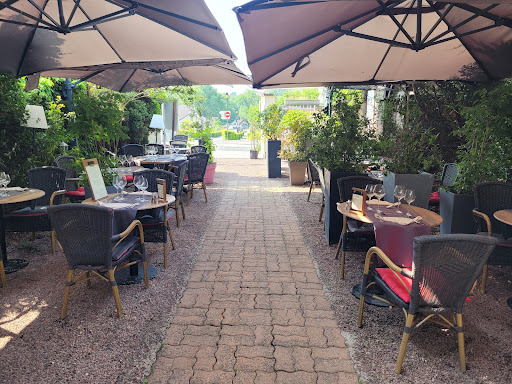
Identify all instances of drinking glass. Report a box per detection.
[0,172,6,196]
[139,177,148,202]
[118,176,127,201]
[373,184,386,214]
[3,173,11,196]
[112,174,121,201]
[365,184,375,211]
[134,175,143,201]
[404,189,416,217]
[394,185,406,214]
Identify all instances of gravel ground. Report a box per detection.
[1,159,511,384]
[284,169,512,384]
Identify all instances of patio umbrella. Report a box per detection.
[235,0,512,88]
[0,0,236,77]
[38,59,251,92]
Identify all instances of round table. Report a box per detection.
[493,209,512,309]
[0,188,45,273]
[83,193,176,285]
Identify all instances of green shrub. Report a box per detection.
[222,130,244,140]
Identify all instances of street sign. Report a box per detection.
[225,111,231,119]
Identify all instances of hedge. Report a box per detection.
[222,130,244,140]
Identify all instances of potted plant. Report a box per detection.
[441,80,512,233]
[278,109,313,185]
[192,120,217,184]
[309,90,376,244]
[378,86,439,208]
[261,104,285,178]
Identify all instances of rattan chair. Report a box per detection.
[306,159,321,202]
[315,161,326,222]
[169,160,188,227]
[335,175,382,278]
[4,167,67,253]
[49,204,147,318]
[190,145,207,154]
[145,144,165,155]
[54,155,85,202]
[472,181,512,292]
[184,153,209,206]
[429,163,459,211]
[0,258,6,287]
[357,234,496,373]
[135,169,176,268]
[120,144,144,157]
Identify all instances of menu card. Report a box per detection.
[82,158,108,201]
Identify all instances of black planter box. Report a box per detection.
[267,140,281,178]
[323,168,361,245]
[440,189,476,234]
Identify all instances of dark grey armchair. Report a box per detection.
[184,153,209,205]
[49,204,147,318]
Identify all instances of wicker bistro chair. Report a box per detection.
[472,181,512,292]
[306,159,321,202]
[169,160,188,227]
[357,234,496,374]
[184,153,209,206]
[145,144,165,155]
[4,167,67,254]
[429,163,459,211]
[48,204,147,318]
[120,144,144,157]
[315,161,326,222]
[335,176,382,278]
[172,134,188,143]
[135,169,176,268]
[54,155,85,202]
[190,145,207,154]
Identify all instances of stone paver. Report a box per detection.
[147,164,358,383]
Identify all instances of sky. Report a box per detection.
[205,0,252,94]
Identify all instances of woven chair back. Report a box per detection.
[473,182,512,235]
[28,167,67,206]
[54,155,78,192]
[187,153,210,183]
[145,144,164,155]
[190,145,207,154]
[172,134,188,142]
[409,234,496,314]
[315,161,327,198]
[441,163,459,187]
[172,160,188,199]
[138,169,175,194]
[120,144,144,157]
[337,176,382,203]
[307,159,320,183]
[49,204,115,269]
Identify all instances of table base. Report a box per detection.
[507,297,512,309]
[352,283,391,307]
[115,265,157,285]
[4,259,29,274]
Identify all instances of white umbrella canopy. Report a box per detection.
[235,0,512,88]
[39,59,251,91]
[0,0,237,77]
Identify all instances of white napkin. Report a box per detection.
[99,202,133,209]
[374,214,422,225]
[386,202,399,208]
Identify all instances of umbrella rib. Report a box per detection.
[452,2,512,29]
[66,0,82,29]
[27,0,61,29]
[425,0,493,80]
[69,5,138,32]
[424,24,499,48]
[120,69,137,93]
[376,0,415,46]
[421,3,454,45]
[0,1,60,30]
[0,17,57,31]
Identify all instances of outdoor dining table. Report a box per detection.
[0,187,45,273]
[337,199,442,305]
[493,209,512,309]
[83,192,176,285]
[135,154,188,168]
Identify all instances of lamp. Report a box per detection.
[22,105,48,151]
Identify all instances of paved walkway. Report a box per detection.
[148,167,358,383]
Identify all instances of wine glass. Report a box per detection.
[134,175,143,201]
[118,176,127,201]
[3,173,11,196]
[112,174,122,201]
[0,172,6,196]
[139,177,148,202]
[394,185,406,214]
[404,189,416,217]
[373,184,386,214]
[365,184,375,211]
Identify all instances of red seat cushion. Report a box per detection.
[376,267,471,303]
[429,191,440,205]
[66,186,85,197]
[125,175,133,182]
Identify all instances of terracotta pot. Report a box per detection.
[204,162,217,184]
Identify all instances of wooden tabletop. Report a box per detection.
[0,188,45,205]
[83,193,176,210]
[337,200,442,227]
[494,210,512,226]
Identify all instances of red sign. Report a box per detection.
[225,111,231,118]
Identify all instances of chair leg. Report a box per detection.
[307,183,313,202]
[31,232,36,241]
[168,227,176,250]
[142,261,149,289]
[61,269,74,319]
[395,313,415,374]
[51,230,56,254]
[319,199,324,222]
[180,196,186,220]
[175,202,180,228]
[187,188,191,206]
[0,259,6,287]
[455,313,466,371]
[107,269,123,318]
[202,183,208,203]
[163,242,167,269]
[480,265,488,293]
